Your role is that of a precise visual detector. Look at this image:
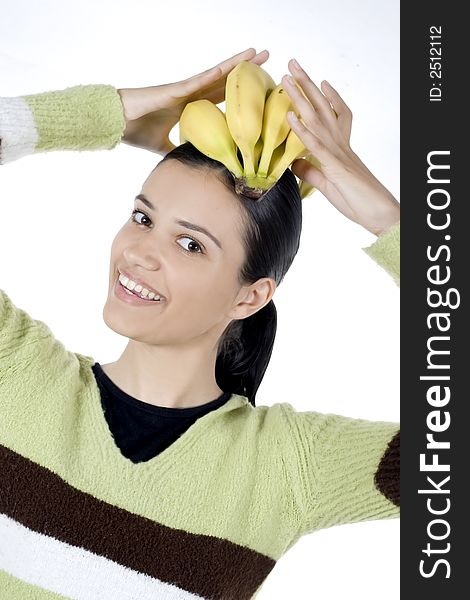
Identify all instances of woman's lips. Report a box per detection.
[114,278,165,306]
[118,268,165,299]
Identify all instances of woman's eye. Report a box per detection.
[177,236,204,254]
[131,209,150,226]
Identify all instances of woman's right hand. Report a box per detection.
[117,48,269,156]
[282,59,400,237]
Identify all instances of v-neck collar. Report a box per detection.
[92,362,231,418]
[78,353,250,474]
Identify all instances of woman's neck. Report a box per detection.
[100,340,224,409]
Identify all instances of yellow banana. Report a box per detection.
[257,84,293,178]
[253,136,263,173]
[267,126,310,182]
[299,154,322,199]
[225,61,276,181]
[178,60,319,200]
[179,99,243,178]
[265,140,287,178]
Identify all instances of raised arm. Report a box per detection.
[0,48,270,165]
[275,62,400,537]
[280,229,399,538]
[280,404,399,539]
[0,84,126,165]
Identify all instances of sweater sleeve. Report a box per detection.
[0,289,58,372]
[278,224,400,538]
[280,404,400,537]
[0,84,126,164]
[361,220,400,286]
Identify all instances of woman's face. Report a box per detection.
[103,159,252,347]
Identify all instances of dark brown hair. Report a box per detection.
[157,142,302,406]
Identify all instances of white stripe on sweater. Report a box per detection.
[0,97,38,164]
[0,513,205,600]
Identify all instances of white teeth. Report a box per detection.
[118,273,163,301]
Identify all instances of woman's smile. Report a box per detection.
[114,277,166,306]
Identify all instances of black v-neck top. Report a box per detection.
[91,362,232,464]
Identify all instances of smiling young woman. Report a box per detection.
[0,50,399,600]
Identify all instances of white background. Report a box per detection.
[0,0,400,597]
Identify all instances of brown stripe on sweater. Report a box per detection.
[0,444,276,599]
[374,430,400,506]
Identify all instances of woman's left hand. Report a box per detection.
[282,59,400,237]
[118,47,269,156]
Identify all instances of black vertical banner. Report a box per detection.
[401,2,467,597]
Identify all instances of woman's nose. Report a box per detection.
[124,237,164,271]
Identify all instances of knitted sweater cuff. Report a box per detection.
[0,84,126,164]
[362,220,400,286]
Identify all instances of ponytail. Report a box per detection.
[215,300,277,407]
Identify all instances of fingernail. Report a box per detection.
[285,75,295,85]
[292,58,301,70]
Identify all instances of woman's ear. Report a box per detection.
[229,278,276,320]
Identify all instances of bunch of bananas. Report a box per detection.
[178,60,321,200]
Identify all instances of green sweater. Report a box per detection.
[0,84,400,600]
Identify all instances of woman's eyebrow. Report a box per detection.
[135,194,223,250]
[135,194,155,211]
